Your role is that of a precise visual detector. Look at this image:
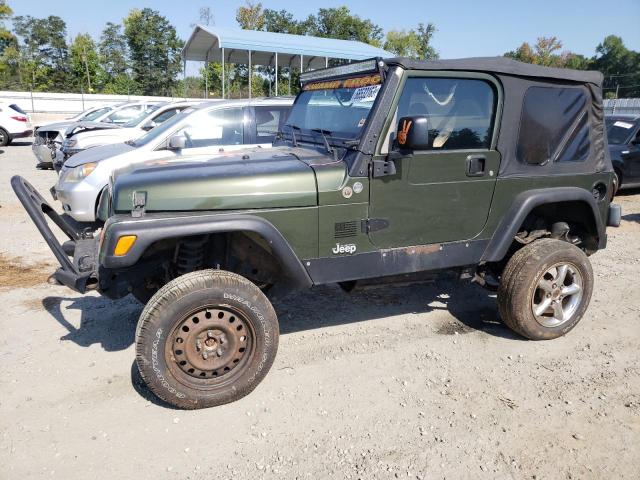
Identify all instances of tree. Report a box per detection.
[504,36,589,69]
[12,15,70,91]
[99,22,132,94]
[592,35,640,98]
[384,23,438,60]
[191,6,214,28]
[263,9,302,35]
[0,0,16,54]
[236,1,264,30]
[0,0,19,89]
[69,33,102,92]
[302,7,383,47]
[123,8,183,96]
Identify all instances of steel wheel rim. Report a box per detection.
[531,262,583,328]
[165,305,254,390]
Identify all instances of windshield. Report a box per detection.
[82,107,112,121]
[123,105,160,128]
[285,73,382,141]
[129,107,196,147]
[606,117,637,145]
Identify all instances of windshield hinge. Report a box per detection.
[131,191,146,218]
[371,158,397,178]
[361,218,390,234]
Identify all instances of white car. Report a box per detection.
[58,101,202,165]
[33,105,108,130]
[33,101,158,168]
[0,102,33,146]
[53,97,293,222]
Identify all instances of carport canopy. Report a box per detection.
[182,26,392,98]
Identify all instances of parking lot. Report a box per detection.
[1,140,639,479]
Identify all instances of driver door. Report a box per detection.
[369,74,501,248]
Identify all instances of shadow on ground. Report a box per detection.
[622,212,640,223]
[39,276,518,407]
[40,276,517,354]
[40,294,142,351]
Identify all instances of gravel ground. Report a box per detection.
[1,141,639,480]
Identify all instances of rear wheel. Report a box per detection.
[498,239,593,340]
[0,128,9,147]
[135,269,279,409]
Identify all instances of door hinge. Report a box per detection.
[132,191,147,218]
[361,218,390,233]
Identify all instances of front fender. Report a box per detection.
[100,212,313,292]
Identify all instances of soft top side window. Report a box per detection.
[517,86,590,165]
[387,77,497,152]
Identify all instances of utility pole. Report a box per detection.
[82,42,92,92]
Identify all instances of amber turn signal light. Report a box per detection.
[114,235,137,256]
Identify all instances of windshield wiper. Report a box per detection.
[282,123,300,147]
[311,128,338,160]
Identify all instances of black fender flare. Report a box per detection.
[100,213,313,293]
[481,187,605,263]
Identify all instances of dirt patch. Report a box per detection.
[0,252,53,290]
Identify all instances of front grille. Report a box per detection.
[334,221,358,238]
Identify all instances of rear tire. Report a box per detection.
[498,239,593,340]
[0,128,9,147]
[135,269,279,409]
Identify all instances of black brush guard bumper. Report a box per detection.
[11,175,98,293]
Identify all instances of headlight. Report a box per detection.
[64,162,98,183]
[63,138,77,148]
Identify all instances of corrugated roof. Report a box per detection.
[182,26,391,68]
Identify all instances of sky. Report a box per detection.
[9,0,640,60]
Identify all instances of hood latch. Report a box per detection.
[132,191,147,218]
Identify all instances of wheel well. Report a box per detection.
[520,201,599,251]
[482,200,600,280]
[135,231,284,291]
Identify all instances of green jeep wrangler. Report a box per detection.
[13,57,622,409]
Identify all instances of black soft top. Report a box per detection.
[385,56,603,87]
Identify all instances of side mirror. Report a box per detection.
[631,137,640,146]
[142,121,157,131]
[168,135,187,150]
[395,116,430,151]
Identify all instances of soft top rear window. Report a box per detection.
[517,87,590,165]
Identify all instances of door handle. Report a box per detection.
[466,154,486,177]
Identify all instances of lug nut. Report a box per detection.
[202,351,208,360]
[216,348,223,357]
[207,330,215,339]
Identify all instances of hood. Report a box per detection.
[35,121,74,135]
[65,121,121,137]
[112,146,345,213]
[65,142,136,167]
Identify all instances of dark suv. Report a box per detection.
[606,114,640,192]
[13,57,621,409]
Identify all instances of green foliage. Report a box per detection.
[592,35,640,97]
[11,14,70,91]
[505,35,640,98]
[69,33,102,92]
[384,23,438,60]
[123,8,183,96]
[302,7,383,47]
